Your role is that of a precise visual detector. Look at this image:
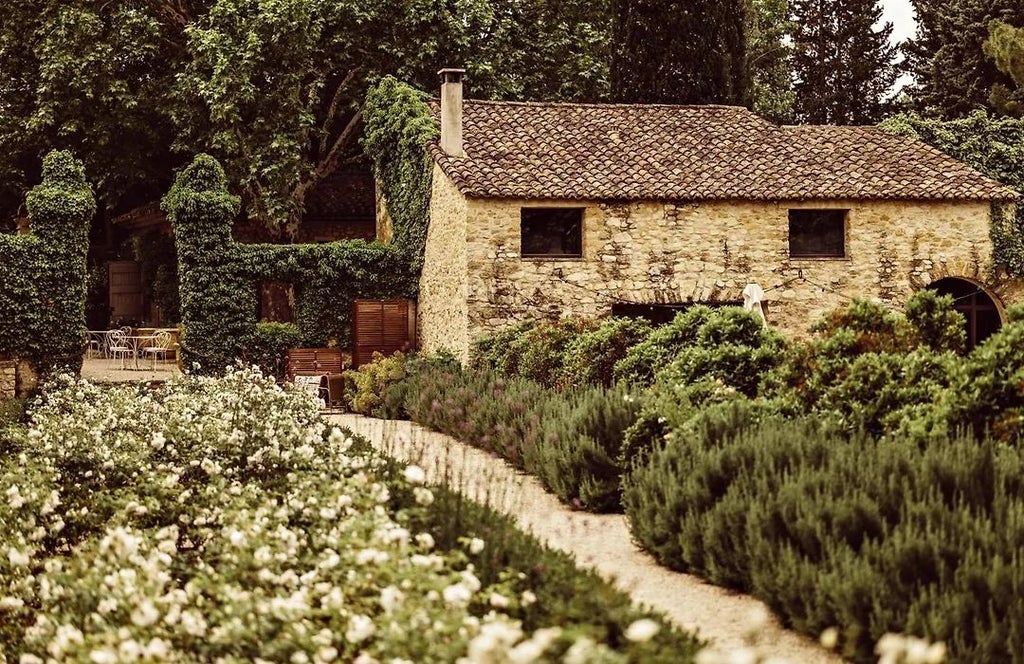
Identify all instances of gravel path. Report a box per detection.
[329,414,845,663]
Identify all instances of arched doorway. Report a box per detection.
[926,278,1003,350]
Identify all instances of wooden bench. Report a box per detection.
[285,348,349,406]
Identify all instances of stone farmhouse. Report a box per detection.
[416,69,1020,360]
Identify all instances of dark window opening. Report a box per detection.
[927,278,1002,351]
[789,209,846,258]
[611,301,743,326]
[521,208,583,258]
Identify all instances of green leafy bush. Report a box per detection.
[470,320,536,376]
[612,306,716,387]
[243,321,303,380]
[949,320,1024,442]
[624,416,1024,663]
[904,290,966,353]
[559,316,652,387]
[810,298,916,354]
[343,351,408,415]
[765,294,969,428]
[616,307,786,397]
[499,318,595,388]
[812,350,962,436]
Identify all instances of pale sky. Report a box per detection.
[880,0,916,90]
[881,0,917,43]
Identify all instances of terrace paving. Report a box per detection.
[81,358,181,384]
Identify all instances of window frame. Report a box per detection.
[787,209,848,259]
[520,207,585,260]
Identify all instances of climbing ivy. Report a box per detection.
[165,155,415,374]
[362,76,437,271]
[879,112,1024,276]
[166,79,435,375]
[0,151,94,381]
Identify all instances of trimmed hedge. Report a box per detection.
[164,155,413,373]
[0,151,94,380]
[242,321,304,380]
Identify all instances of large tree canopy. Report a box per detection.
[790,0,898,124]
[609,0,751,106]
[905,0,1024,118]
[0,0,610,233]
[0,1,184,220]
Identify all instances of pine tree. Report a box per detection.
[790,0,899,124]
[610,0,751,105]
[906,0,1024,118]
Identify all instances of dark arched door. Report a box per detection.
[927,278,1002,350]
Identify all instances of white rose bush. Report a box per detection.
[0,368,698,662]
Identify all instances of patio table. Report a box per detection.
[123,335,160,370]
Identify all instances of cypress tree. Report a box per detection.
[610,0,751,106]
[791,0,899,124]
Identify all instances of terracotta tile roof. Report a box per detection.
[428,100,1017,202]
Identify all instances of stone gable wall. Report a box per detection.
[417,165,470,356]
[420,185,1021,358]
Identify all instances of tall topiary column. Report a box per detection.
[162,154,249,374]
[0,150,94,387]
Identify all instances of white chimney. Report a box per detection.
[439,68,466,158]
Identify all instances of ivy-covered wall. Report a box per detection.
[0,151,94,384]
[165,78,436,374]
[363,76,438,273]
[880,112,1024,276]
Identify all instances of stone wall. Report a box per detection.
[417,165,470,357]
[420,191,1020,358]
[0,361,15,400]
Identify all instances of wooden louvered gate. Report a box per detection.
[109,260,143,323]
[352,299,416,368]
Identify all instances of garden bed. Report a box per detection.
[0,369,698,662]
[344,296,1024,663]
